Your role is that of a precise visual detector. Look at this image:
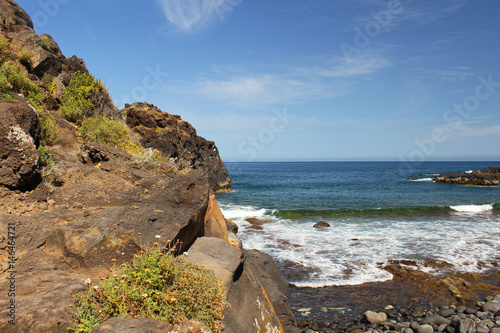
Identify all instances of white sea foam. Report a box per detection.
[220,204,268,220]
[220,203,500,287]
[408,178,433,182]
[450,204,493,213]
[465,170,474,174]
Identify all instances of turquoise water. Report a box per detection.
[217,162,500,286]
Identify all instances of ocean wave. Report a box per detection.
[219,202,500,287]
[220,204,269,220]
[450,204,493,213]
[274,206,454,219]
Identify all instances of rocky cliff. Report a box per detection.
[0,1,296,332]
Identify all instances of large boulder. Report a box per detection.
[224,249,299,333]
[0,96,41,190]
[125,103,232,192]
[187,237,298,332]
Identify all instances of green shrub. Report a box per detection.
[77,116,129,147]
[41,35,51,51]
[0,55,45,105]
[38,108,60,146]
[132,148,181,175]
[17,50,33,63]
[70,246,225,332]
[60,72,103,123]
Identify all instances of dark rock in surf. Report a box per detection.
[313,221,331,228]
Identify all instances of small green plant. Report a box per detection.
[132,148,182,175]
[77,116,130,148]
[0,38,46,105]
[70,245,225,332]
[17,50,33,63]
[41,35,51,51]
[59,71,104,123]
[38,108,60,146]
[39,147,62,189]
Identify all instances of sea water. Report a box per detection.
[217,162,500,287]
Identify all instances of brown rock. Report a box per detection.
[203,190,229,242]
[186,236,244,289]
[124,103,231,192]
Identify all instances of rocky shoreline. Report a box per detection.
[295,293,500,333]
[286,260,500,333]
[290,273,500,333]
[293,291,500,333]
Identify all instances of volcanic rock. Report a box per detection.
[0,95,41,190]
[124,103,231,192]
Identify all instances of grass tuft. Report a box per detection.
[77,116,130,148]
[69,245,225,332]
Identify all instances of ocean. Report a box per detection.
[217,161,500,288]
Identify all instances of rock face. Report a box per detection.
[0,95,41,189]
[125,103,232,192]
[433,167,500,186]
[0,1,295,332]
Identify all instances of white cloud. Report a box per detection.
[302,53,392,78]
[460,124,500,137]
[155,0,240,32]
[197,74,352,107]
[434,67,475,82]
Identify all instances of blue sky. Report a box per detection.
[17,0,500,162]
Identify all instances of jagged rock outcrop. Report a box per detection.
[0,2,118,120]
[433,167,500,186]
[124,103,232,192]
[0,95,41,189]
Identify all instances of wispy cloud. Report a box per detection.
[459,123,500,137]
[434,66,475,82]
[296,51,392,78]
[197,74,352,107]
[155,0,240,32]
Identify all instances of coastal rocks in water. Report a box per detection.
[313,221,331,228]
[0,95,41,190]
[124,103,231,192]
[246,217,271,231]
[433,166,500,186]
